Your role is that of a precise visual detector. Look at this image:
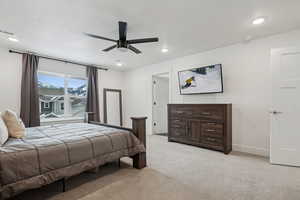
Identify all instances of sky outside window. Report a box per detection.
[38,74,86,89]
[38,73,64,88]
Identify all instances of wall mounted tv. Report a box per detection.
[178,64,223,95]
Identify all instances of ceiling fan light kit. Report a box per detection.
[85,21,159,54]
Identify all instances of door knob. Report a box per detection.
[270,111,283,114]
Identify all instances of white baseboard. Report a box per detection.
[233,144,269,157]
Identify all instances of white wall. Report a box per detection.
[39,59,86,78]
[123,29,300,157]
[98,70,124,122]
[0,46,124,123]
[0,47,22,114]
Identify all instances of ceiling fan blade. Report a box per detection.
[119,21,127,41]
[128,45,142,54]
[102,45,117,52]
[127,37,159,44]
[84,32,117,42]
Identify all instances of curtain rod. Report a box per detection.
[9,49,108,71]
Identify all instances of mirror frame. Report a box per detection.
[103,88,123,126]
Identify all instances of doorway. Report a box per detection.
[152,73,169,136]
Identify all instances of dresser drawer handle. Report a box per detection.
[201,112,211,115]
[206,123,216,125]
[206,138,216,142]
[206,129,216,132]
[173,125,182,128]
[175,111,184,114]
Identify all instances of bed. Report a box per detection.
[0,117,147,199]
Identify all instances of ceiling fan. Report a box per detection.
[84,21,159,54]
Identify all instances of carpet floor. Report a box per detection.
[147,135,300,200]
[11,135,300,200]
[11,164,200,200]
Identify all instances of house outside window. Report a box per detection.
[38,72,87,121]
[60,102,64,111]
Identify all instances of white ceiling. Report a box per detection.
[0,0,300,70]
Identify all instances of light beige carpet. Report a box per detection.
[12,164,200,200]
[76,168,199,200]
[148,135,300,200]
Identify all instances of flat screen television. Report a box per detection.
[178,64,223,95]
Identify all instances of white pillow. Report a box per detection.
[2,110,25,139]
[0,115,9,146]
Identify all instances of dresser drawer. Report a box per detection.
[170,119,187,128]
[202,122,223,129]
[201,136,223,146]
[169,109,193,117]
[169,105,224,120]
[201,122,223,138]
[169,128,186,138]
[192,108,224,120]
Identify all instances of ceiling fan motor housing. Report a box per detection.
[117,40,128,48]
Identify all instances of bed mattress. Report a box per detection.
[0,123,145,199]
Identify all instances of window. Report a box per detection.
[38,72,87,121]
[60,102,64,111]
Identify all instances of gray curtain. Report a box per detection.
[86,66,100,122]
[20,54,40,127]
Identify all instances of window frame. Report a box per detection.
[38,71,87,122]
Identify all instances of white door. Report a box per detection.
[152,75,169,134]
[270,47,300,167]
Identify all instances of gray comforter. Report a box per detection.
[0,123,145,199]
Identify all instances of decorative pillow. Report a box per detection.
[2,110,26,139]
[0,115,9,146]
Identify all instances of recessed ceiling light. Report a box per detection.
[252,17,265,25]
[116,62,123,67]
[8,37,19,42]
[161,48,168,53]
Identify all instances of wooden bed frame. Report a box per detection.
[88,116,147,169]
[57,116,147,193]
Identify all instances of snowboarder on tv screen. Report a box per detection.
[182,76,195,89]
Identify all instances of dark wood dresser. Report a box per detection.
[168,104,232,154]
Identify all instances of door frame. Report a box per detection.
[103,88,123,126]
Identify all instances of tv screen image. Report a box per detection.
[178,64,223,94]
